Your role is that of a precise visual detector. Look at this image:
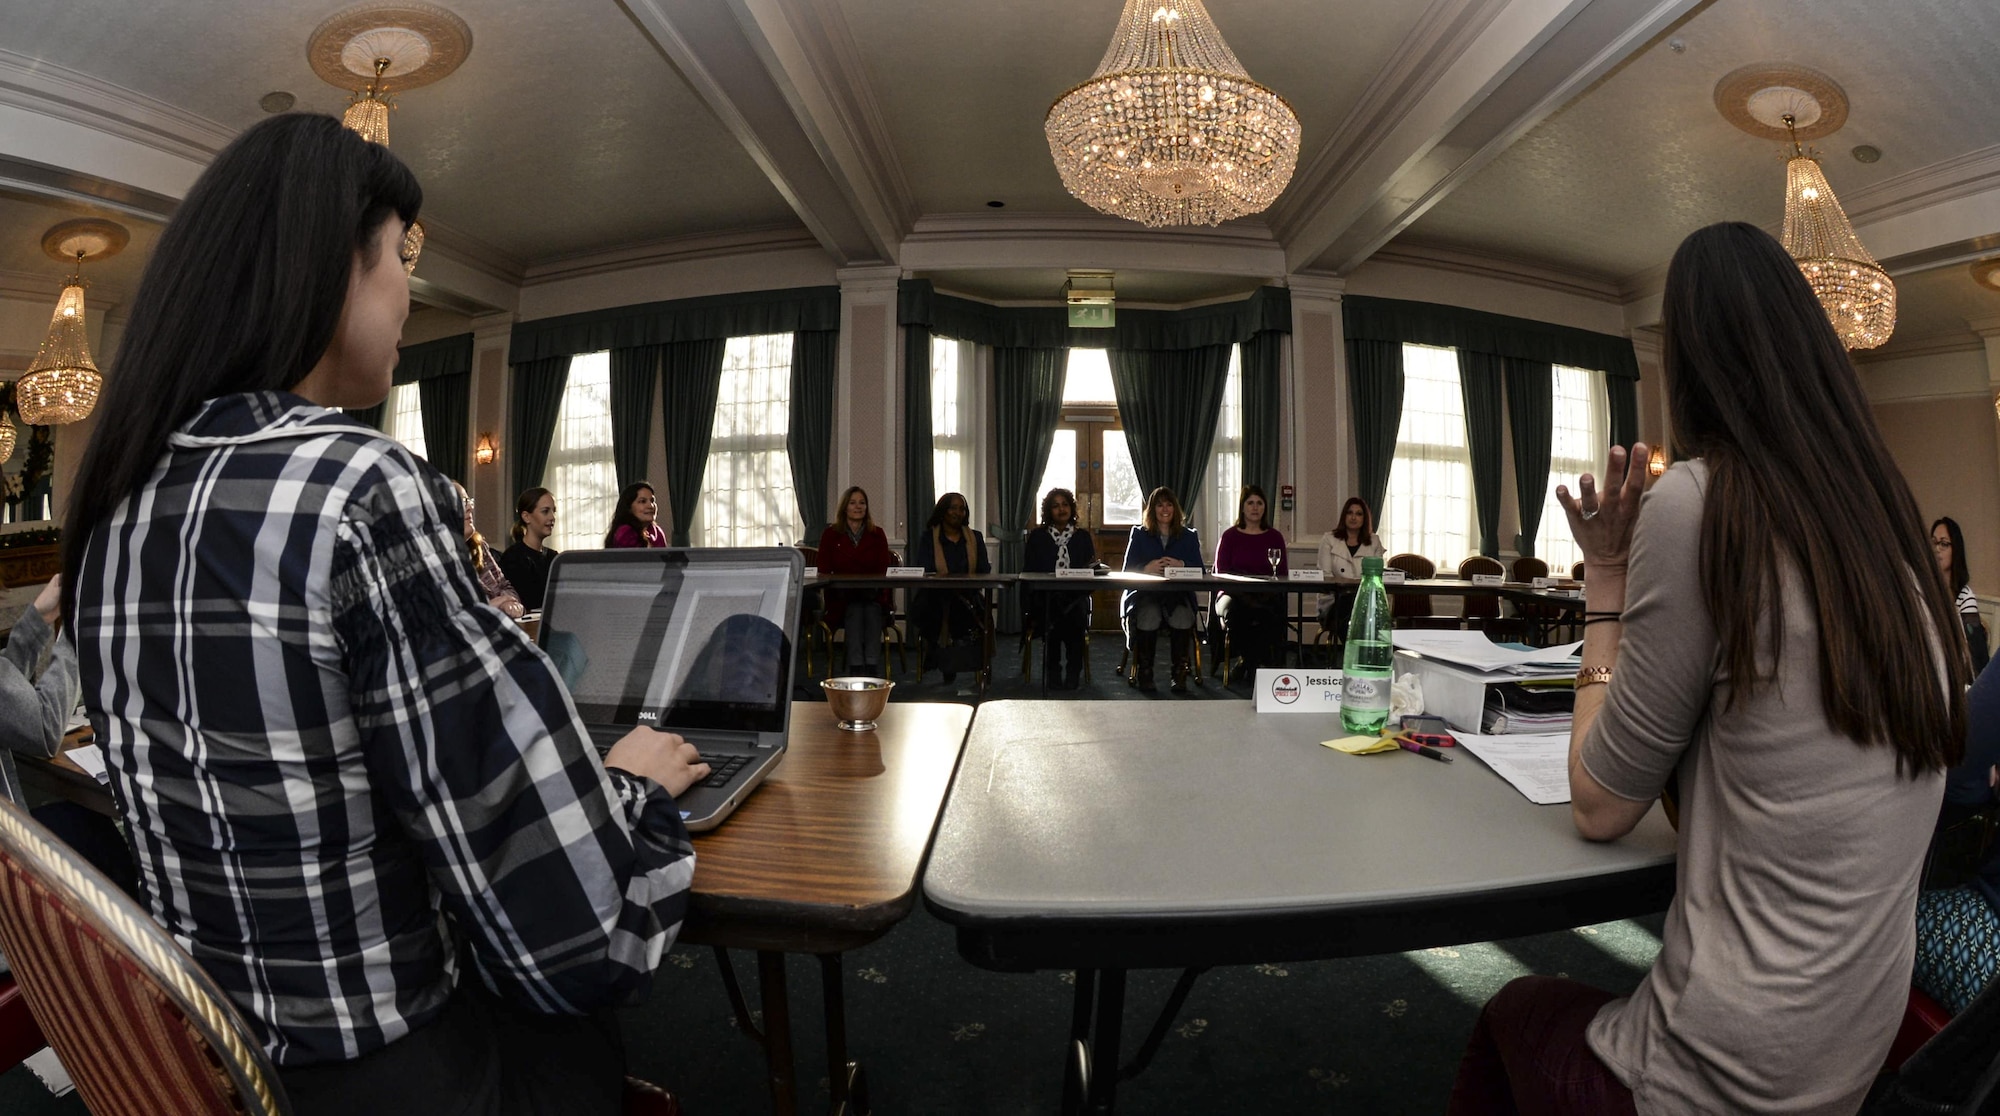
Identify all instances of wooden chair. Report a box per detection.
[1864,969,2000,1114]
[1386,553,1454,630]
[1457,556,1505,630]
[1509,557,1566,644]
[0,796,683,1116]
[0,975,45,1078]
[1572,562,1585,581]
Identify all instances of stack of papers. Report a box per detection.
[1453,731,1571,804]
[1390,630,1581,676]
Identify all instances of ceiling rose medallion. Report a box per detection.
[1046,1,1300,227]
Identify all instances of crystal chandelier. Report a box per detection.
[343,57,394,145]
[1779,113,1894,350]
[18,255,101,426]
[0,405,15,463]
[1046,0,1300,227]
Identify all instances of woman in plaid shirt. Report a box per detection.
[60,115,711,1114]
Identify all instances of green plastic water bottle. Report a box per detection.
[1341,556,1394,734]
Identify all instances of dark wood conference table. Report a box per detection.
[923,701,1676,1114]
[24,701,978,1116]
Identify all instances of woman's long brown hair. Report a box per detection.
[1664,222,1964,774]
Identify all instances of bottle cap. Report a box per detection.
[1361,557,1384,576]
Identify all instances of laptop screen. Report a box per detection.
[537,549,800,734]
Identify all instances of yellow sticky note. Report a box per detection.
[1323,734,1401,755]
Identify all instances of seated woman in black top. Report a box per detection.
[499,486,558,612]
[912,491,992,683]
[1914,660,2000,1013]
[1023,487,1097,690]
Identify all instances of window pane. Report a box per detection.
[1103,430,1142,526]
[1063,348,1116,403]
[387,383,427,461]
[931,336,972,510]
[1382,343,1475,564]
[543,352,617,555]
[1036,428,1077,517]
[1203,347,1243,553]
[701,334,800,548]
[1539,365,1606,572]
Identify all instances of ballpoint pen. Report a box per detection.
[1396,736,1452,763]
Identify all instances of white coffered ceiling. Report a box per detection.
[0,0,1995,348]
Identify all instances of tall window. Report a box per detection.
[1538,365,1608,572]
[543,351,616,554]
[700,333,799,547]
[1383,343,1475,564]
[931,336,975,510]
[386,383,427,461]
[1201,346,1243,556]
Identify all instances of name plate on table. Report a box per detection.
[1163,566,1206,580]
[1532,576,1549,588]
[1381,569,1407,584]
[887,566,925,578]
[1054,567,1097,579]
[1471,573,1504,587]
[1255,668,1344,712]
[804,566,818,579]
[1289,569,1326,582]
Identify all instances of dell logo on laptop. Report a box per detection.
[636,711,659,722]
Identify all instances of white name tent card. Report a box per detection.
[1289,569,1326,582]
[1163,566,1206,580]
[887,566,925,577]
[1254,668,1344,713]
[803,566,818,579]
[1054,567,1097,579]
[1471,573,1504,587]
[1381,569,1407,584]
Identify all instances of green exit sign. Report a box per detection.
[1068,302,1115,328]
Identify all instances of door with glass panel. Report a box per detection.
[1037,412,1143,630]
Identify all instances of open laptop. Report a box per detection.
[537,547,802,831]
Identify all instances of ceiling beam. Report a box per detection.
[617,0,905,266]
[1275,0,1705,276]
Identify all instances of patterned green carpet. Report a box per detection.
[0,634,1666,1113]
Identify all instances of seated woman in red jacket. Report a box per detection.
[604,481,666,548]
[816,486,893,676]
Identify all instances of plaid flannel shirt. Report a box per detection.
[72,392,695,1066]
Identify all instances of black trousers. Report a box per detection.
[1217,593,1287,671]
[1027,593,1089,678]
[278,980,626,1116]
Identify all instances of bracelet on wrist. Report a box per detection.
[1584,615,1623,626]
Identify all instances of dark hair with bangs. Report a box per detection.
[62,114,421,619]
[1663,221,1965,775]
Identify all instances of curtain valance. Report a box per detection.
[508,286,842,364]
[897,280,1289,351]
[1341,295,1640,381]
[393,332,474,385]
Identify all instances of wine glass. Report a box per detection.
[1267,547,1283,577]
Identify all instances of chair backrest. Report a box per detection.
[0,797,286,1116]
[1512,557,1549,582]
[796,544,819,565]
[1456,556,1504,619]
[1866,968,2000,1114]
[1571,562,1585,581]
[1385,553,1436,580]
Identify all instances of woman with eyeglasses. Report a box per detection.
[1449,222,1964,1115]
[60,114,708,1115]
[1932,516,1988,673]
[1023,487,1098,690]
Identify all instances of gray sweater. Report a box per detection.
[0,604,79,805]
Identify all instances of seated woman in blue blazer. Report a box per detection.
[1122,486,1202,693]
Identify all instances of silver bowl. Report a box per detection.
[822,677,894,731]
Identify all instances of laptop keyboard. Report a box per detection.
[702,755,752,788]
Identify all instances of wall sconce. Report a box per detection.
[1647,447,1667,477]
[474,433,497,466]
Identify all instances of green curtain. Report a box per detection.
[1607,376,1639,450]
[1109,345,1233,516]
[1342,294,1640,382]
[1239,331,1282,500]
[417,372,470,484]
[394,333,474,385]
[1346,339,1404,524]
[348,401,387,430]
[510,287,840,364]
[509,356,570,498]
[661,338,728,547]
[903,326,935,539]
[787,330,838,540]
[1505,359,1554,557]
[1455,351,1505,557]
[609,345,662,490]
[992,347,1066,635]
[899,279,1290,351]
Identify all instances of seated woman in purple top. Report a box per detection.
[1213,485,1288,682]
[604,481,667,549]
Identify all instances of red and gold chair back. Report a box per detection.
[0,797,285,1116]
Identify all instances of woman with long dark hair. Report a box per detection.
[816,485,893,675]
[1121,486,1203,693]
[604,481,665,548]
[1449,222,1965,1114]
[62,115,708,1115]
[1313,496,1384,642]
[499,486,557,612]
[912,491,992,683]
[1212,485,1288,681]
[1023,487,1098,689]
[1932,516,1988,673]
